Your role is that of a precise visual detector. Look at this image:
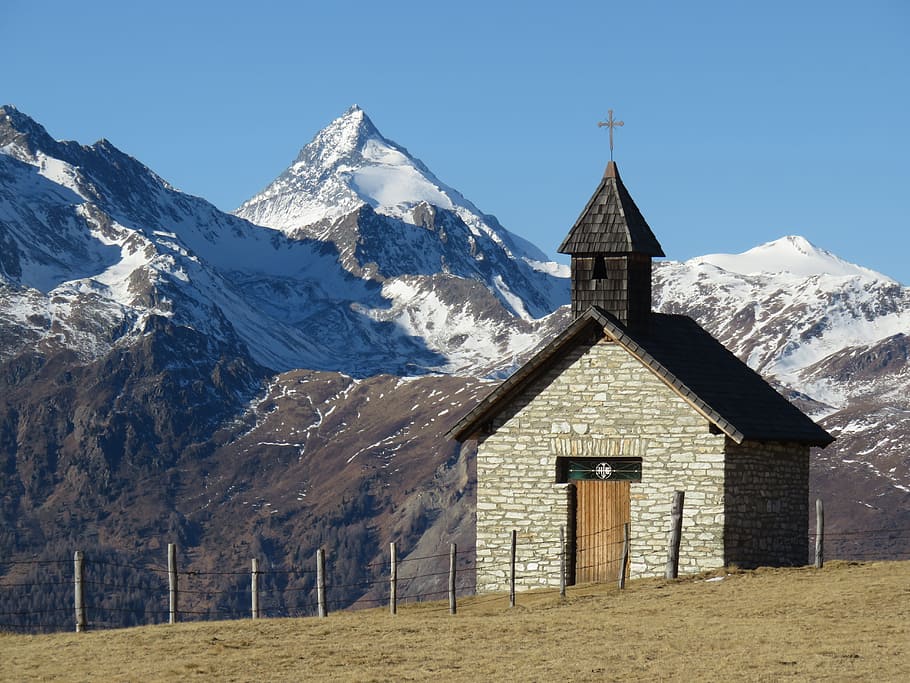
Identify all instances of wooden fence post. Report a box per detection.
[619,522,630,590]
[74,550,86,633]
[665,491,685,579]
[509,530,517,608]
[559,526,566,599]
[168,543,178,624]
[251,558,260,619]
[389,542,397,616]
[449,543,457,615]
[815,498,824,569]
[316,548,327,618]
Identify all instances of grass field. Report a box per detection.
[2,561,908,681]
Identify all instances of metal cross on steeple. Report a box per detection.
[597,109,624,160]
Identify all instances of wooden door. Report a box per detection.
[575,480,631,584]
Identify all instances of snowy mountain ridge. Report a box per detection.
[0,104,568,376]
[5,102,909,397]
[655,236,910,410]
[237,105,550,260]
[235,106,568,321]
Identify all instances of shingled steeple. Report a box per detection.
[558,161,664,328]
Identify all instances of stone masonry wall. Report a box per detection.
[723,440,810,568]
[475,337,729,592]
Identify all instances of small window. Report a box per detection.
[592,256,608,279]
[557,457,642,482]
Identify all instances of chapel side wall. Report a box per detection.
[475,338,728,592]
[723,440,810,568]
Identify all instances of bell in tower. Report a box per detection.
[558,159,664,329]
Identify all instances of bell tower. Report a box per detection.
[558,160,664,329]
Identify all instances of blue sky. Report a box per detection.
[4,1,909,281]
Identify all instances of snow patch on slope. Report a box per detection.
[360,277,547,375]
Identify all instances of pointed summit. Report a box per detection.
[342,103,369,122]
[0,104,59,157]
[237,106,492,238]
[292,104,384,166]
[338,103,374,130]
[234,106,567,321]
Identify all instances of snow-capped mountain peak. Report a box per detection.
[289,104,383,175]
[694,235,892,282]
[234,106,567,321]
[237,105,498,236]
[656,233,910,412]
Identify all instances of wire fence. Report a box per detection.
[2,518,909,633]
[0,543,479,633]
[808,527,910,561]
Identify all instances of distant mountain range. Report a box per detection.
[1,104,907,630]
[0,104,568,377]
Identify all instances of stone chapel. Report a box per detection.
[448,158,833,592]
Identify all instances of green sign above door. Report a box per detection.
[566,458,641,481]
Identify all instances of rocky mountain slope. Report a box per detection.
[1,104,908,631]
[0,104,566,630]
[236,106,567,320]
[235,105,570,375]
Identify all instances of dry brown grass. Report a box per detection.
[2,561,908,682]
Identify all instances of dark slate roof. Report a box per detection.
[558,161,665,257]
[447,307,833,447]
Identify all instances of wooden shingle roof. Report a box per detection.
[447,307,833,447]
[558,161,665,257]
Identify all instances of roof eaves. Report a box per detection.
[743,431,835,446]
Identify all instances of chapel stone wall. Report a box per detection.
[475,337,729,592]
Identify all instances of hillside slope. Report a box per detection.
[2,561,907,681]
